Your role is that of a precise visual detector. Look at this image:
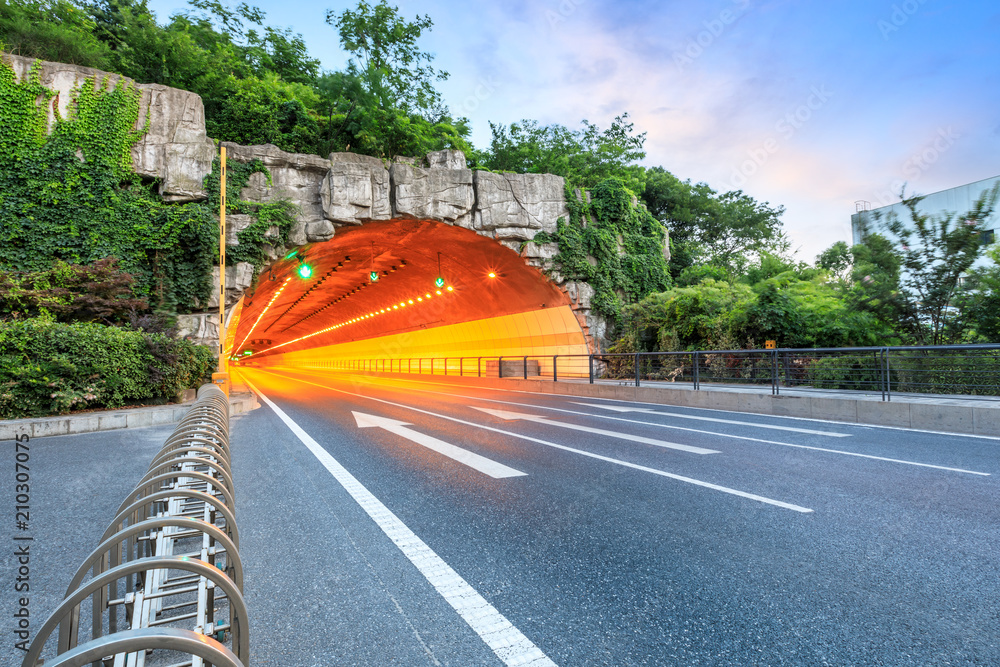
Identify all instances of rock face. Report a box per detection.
[176,313,220,348]
[389,162,475,227]
[5,54,131,132]
[474,172,568,240]
[134,84,215,202]
[4,54,214,202]
[224,214,254,245]
[207,262,255,309]
[426,149,466,170]
[4,54,666,352]
[223,143,333,244]
[321,152,391,224]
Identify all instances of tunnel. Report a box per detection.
[225,219,590,375]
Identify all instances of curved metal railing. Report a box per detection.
[294,343,1000,400]
[22,384,249,667]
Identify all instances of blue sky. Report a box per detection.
[150,0,1000,261]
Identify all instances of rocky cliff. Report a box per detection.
[5,54,643,352]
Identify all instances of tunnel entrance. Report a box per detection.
[226,219,589,371]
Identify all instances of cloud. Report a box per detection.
[153,0,1000,262]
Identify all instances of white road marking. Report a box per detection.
[469,407,719,455]
[268,371,991,476]
[573,402,850,437]
[353,411,527,479]
[361,374,1000,442]
[494,400,990,476]
[250,371,813,513]
[245,380,557,667]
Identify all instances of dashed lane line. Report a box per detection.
[339,380,989,476]
[246,378,557,667]
[249,370,815,513]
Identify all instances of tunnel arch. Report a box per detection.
[225,219,590,372]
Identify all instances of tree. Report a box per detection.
[0,0,111,67]
[816,240,852,283]
[952,243,1000,342]
[846,233,906,332]
[0,258,147,322]
[869,184,999,344]
[641,167,788,278]
[484,114,646,193]
[327,0,447,113]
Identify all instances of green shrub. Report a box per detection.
[888,352,1000,396]
[805,354,883,391]
[0,317,214,418]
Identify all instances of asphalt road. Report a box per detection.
[230,368,1000,666]
[5,369,998,666]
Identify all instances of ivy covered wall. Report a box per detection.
[0,57,295,314]
[1,54,670,354]
[534,178,671,327]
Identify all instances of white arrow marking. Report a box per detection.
[353,411,526,479]
[573,402,850,437]
[470,407,719,455]
[251,370,812,512]
[247,383,555,665]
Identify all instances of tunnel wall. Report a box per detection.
[251,306,589,376]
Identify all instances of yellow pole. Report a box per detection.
[219,145,227,368]
[213,146,231,394]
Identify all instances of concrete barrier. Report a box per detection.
[0,392,258,441]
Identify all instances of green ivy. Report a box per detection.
[0,56,297,312]
[0,56,215,312]
[534,178,671,323]
[204,156,298,273]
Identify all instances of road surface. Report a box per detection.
[228,367,1000,666]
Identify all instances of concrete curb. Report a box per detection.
[279,368,1000,438]
[0,392,259,441]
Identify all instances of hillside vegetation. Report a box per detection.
[2,0,998,364]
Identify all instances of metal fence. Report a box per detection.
[317,344,1000,401]
[22,384,248,667]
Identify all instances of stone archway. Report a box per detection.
[3,54,626,358]
[197,144,609,357]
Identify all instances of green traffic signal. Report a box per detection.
[369,271,379,282]
[297,263,313,279]
[435,276,445,288]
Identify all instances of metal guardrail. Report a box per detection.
[317,344,1000,401]
[22,384,248,667]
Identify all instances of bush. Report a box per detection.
[805,354,883,391]
[0,317,214,418]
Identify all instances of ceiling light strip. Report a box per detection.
[252,286,455,356]
[234,277,291,354]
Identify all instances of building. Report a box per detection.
[851,175,1000,267]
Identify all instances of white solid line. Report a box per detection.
[398,391,986,476]
[266,371,991,475]
[573,402,850,437]
[316,370,1000,441]
[246,380,556,667]
[467,406,988,476]
[469,406,719,455]
[353,411,527,479]
[251,370,814,513]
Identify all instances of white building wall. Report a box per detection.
[851,175,1000,265]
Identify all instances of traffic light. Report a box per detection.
[369,270,379,282]
[435,276,445,288]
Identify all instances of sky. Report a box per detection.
[151,0,1000,262]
